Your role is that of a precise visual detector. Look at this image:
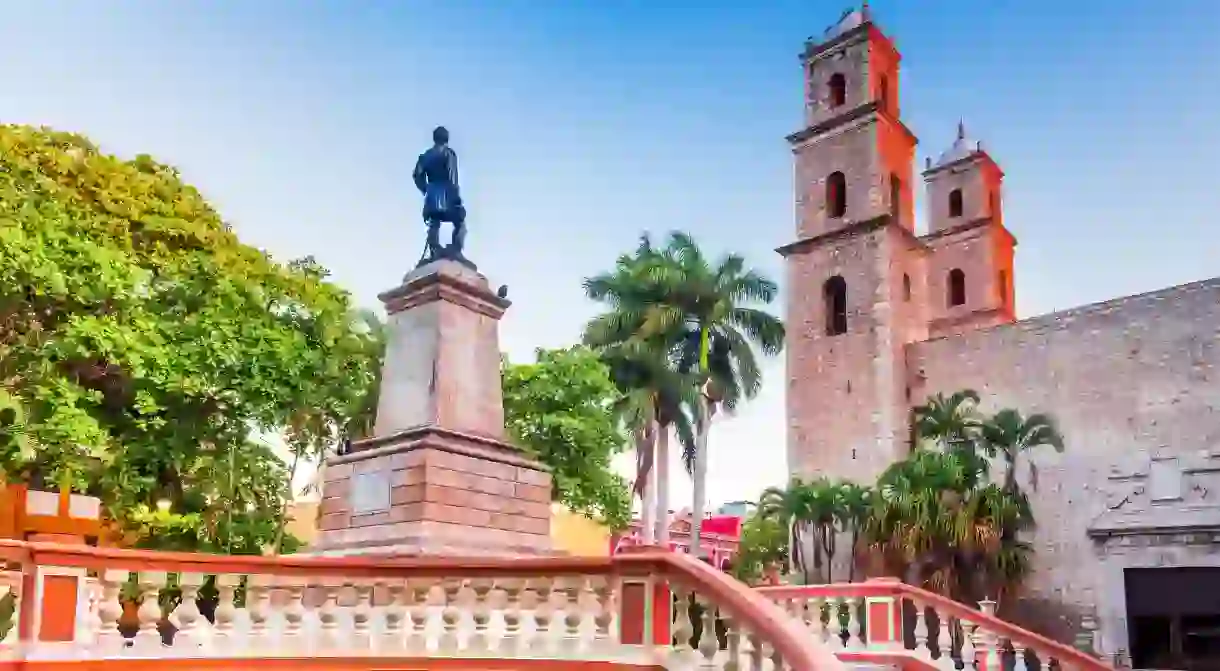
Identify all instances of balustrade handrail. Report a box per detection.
[757,580,1108,670]
[0,539,839,671]
[630,551,836,671]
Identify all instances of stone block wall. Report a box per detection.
[317,443,552,556]
[906,277,1220,647]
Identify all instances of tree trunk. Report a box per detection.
[847,530,859,582]
[634,427,657,544]
[271,449,301,555]
[689,395,713,559]
[654,422,671,546]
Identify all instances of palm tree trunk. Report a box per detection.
[654,421,671,546]
[848,530,859,582]
[637,431,657,544]
[689,395,713,559]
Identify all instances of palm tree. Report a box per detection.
[598,341,697,543]
[835,481,873,582]
[640,232,784,558]
[583,236,697,545]
[866,448,1031,603]
[758,478,813,581]
[979,409,1065,494]
[805,478,840,583]
[914,389,982,455]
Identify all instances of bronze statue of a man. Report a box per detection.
[412,126,472,268]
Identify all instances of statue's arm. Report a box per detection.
[447,150,460,189]
[412,155,427,194]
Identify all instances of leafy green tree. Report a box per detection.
[731,512,788,584]
[502,346,633,530]
[0,125,379,552]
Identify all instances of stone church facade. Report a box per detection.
[781,8,1220,666]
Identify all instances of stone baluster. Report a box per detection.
[845,596,863,650]
[316,579,343,651]
[559,578,583,655]
[133,571,166,652]
[438,580,462,652]
[936,608,955,670]
[280,577,307,652]
[591,577,614,655]
[807,596,826,643]
[769,638,785,671]
[722,616,742,671]
[210,573,240,654]
[170,572,205,650]
[672,584,694,656]
[912,600,932,659]
[407,581,432,652]
[499,579,524,654]
[697,595,720,668]
[827,597,846,648]
[244,574,271,651]
[382,580,407,652]
[95,569,129,652]
[352,579,374,651]
[1012,644,1029,671]
[532,580,554,653]
[960,619,978,670]
[468,578,494,653]
[977,599,1001,671]
[747,631,764,671]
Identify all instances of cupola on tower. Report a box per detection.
[921,122,1017,338]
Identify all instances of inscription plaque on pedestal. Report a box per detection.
[350,470,391,514]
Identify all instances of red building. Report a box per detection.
[609,511,742,570]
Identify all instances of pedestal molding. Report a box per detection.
[335,424,549,472]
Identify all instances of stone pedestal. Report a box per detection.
[314,260,552,556]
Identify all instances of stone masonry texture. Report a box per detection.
[784,14,1220,655]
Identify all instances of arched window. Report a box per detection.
[824,276,847,336]
[948,189,964,218]
[947,268,966,307]
[890,172,902,220]
[902,273,912,302]
[826,171,847,218]
[828,73,847,108]
[998,269,1008,304]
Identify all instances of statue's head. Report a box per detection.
[432,126,449,145]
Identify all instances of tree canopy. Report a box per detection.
[502,346,633,530]
[0,125,379,551]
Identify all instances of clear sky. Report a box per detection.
[3,0,1218,510]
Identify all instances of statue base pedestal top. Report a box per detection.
[312,260,552,557]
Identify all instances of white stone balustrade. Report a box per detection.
[758,580,1114,671]
[0,540,838,671]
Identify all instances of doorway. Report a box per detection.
[1127,567,1220,670]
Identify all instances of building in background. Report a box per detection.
[610,509,744,570]
[782,6,1220,665]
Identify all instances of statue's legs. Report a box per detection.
[425,219,441,259]
[449,220,467,257]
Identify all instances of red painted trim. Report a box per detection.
[0,659,664,671]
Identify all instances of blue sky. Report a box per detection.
[3,1,1218,508]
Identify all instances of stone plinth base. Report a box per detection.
[314,425,553,556]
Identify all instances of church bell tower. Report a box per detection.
[779,6,924,483]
